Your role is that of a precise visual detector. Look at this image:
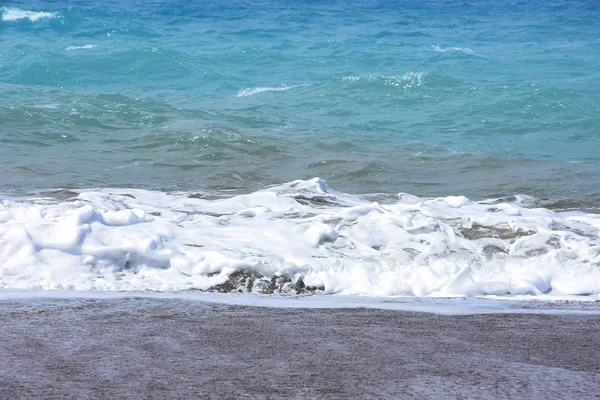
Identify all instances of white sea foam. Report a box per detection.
[430,44,475,55]
[33,104,59,109]
[1,291,597,315]
[1,178,599,298]
[1,7,57,22]
[342,72,425,88]
[65,44,97,51]
[235,84,309,97]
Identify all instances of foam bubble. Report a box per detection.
[65,44,97,51]
[2,7,57,22]
[341,73,425,88]
[0,178,599,298]
[430,44,475,55]
[235,84,309,97]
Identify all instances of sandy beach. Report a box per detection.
[0,297,599,399]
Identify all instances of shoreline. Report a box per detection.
[1,290,600,315]
[1,296,599,399]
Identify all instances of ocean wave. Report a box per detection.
[430,44,475,55]
[65,44,97,51]
[341,72,425,88]
[1,7,57,22]
[1,178,599,298]
[235,84,309,97]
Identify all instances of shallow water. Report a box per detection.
[2,0,599,198]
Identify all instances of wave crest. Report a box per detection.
[65,44,97,51]
[235,84,309,97]
[2,7,57,22]
[429,44,475,55]
[1,178,599,298]
[341,72,425,88]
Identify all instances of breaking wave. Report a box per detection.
[430,44,475,55]
[2,7,57,22]
[1,178,599,298]
[235,84,310,97]
[65,44,97,51]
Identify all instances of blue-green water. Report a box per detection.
[2,0,600,205]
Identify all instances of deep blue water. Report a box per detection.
[1,0,600,205]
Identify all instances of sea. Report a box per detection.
[1,0,599,299]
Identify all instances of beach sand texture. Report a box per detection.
[1,297,599,399]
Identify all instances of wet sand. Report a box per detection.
[0,297,599,399]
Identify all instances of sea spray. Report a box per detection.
[1,179,598,297]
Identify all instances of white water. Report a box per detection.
[1,178,599,298]
[1,7,57,22]
[235,84,309,97]
[65,44,97,51]
[1,290,598,315]
[341,72,425,88]
[430,44,475,55]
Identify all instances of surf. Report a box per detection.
[1,178,598,298]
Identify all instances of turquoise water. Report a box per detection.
[1,0,600,205]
